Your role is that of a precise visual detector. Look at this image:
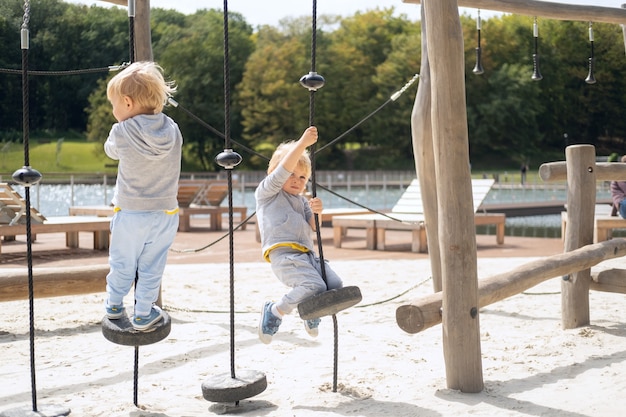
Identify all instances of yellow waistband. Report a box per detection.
[114,207,179,215]
[263,242,309,262]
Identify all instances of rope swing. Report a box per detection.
[295,0,362,394]
[0,1,68,417]
[201,0,267,405]
[98,0,171,408]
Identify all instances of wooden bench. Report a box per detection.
[0,216,111,254]
[69,205,247,232]
[333,212,506,253]
[561,211,626,243]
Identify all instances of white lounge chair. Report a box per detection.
[331,179,505,252]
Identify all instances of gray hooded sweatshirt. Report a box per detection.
[104,113,182,210]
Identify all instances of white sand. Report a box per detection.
[1,257,626,416]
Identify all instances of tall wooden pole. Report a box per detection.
[411,4,442,292]
[422,0,483,392]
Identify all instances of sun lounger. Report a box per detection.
[332,179,505,252]
[0,183,46,225]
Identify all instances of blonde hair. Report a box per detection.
[267,141,312,178]
[107,61,176,114]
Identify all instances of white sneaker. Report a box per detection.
[303,318,321,338]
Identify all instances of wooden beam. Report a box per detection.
[0,265,108,302]
[396,238,626,334]
[100,0,127,5]
[403,0,626,24]
[539,162,626,182]
[591,268,626,294]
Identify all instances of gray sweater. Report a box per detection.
[105,113,182,210]
[255,165,314,261]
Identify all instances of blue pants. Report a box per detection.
[269,248,343,315]
[106,209,179,316]
[620,200,626,219]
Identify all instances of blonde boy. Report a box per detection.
[255,126,343,344]
[103,62,182,331]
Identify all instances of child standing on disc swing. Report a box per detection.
[103,61,182,332]
[256,126,343,344]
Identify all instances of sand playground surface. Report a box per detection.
[0,227,625,416]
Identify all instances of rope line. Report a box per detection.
[0,65,124,75]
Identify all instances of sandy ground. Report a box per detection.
[1,221,625,416]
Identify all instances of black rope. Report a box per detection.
[133,347,139,406]
[20,1,39,412]
[222,0,239,383]
[128,0,135,63]
[168,98,263,160]
[0,66,121,75]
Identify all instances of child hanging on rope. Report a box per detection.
[256,126,343,344]
[103,61,182,332]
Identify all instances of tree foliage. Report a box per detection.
[2,0,626,171]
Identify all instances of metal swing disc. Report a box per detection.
[101,312,171,346]
[0,404,71,417]
[202,369,267,403]
[297,286,362,320]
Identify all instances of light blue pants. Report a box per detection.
[269,248,343,315]
[106,209,179,316]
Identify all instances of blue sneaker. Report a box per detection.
[258,301,282,344]
[304,318,321,338]
[105,303,126,319]
[132,305,164,332]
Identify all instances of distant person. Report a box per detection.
[610,155,626,218]
[255,126,343,344]
[103,62,182,331]
[520,163,528,185]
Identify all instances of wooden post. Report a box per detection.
[396,239,626,334]
[411,4,442,292]
[135,0,153,61]
[562,145,595,328]
[423,0,483,393]
[101,0,153,61]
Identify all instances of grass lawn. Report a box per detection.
[1,139,115,174]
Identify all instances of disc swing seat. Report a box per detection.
[101,306,171,346]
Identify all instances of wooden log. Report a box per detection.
[411,4,442,292]
[0,265,108,302]
[561,145,595,329]
[590,268,626,294]
[424,0,483,393]
[403,0,626,24]
[396,239,626,334]
[540,162,626,182]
